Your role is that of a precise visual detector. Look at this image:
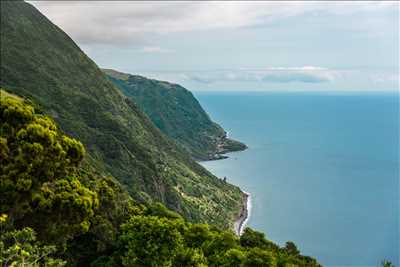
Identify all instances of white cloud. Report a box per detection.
[184,66,341,84]
[119,67,398,91]
[370,72,399,83]
[29,1,397,46]
[140,67,398,89]
[140,46,173,54]
[26,1,398,92]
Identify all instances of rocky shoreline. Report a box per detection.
[233,192,250,236]
[207,135,247,161]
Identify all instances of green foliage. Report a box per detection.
[0,227,66,267]
[63,175,143,266]
[381,260,395,267]
[203,231,238,263]
[183,223,213,248]
[219,248,246,267]
[283,241,300,256]
[146,202,182,220]
[240,228,269,248]
[243,248,276,267]
[104,69,247,161]
[119,216,184,267]
[174,248,208,267]
[0,92,98,245]
[103,210,320,267]
[240,228,278,251]
[87,176,142,249]
[0,0,244,229]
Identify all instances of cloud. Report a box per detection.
[184,67,340,84]
[261,73,329,83]
[26,1,398,92]
[140,46,173,54]
[118,67,398,91]
[29,1,397,46]
[370,72,399,84]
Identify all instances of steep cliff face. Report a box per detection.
[104,69,247,161]
[0,1,244,227]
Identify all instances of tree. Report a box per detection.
[0,227,66,267]
[119,215,184,267]
[284,241,300,256]
[219,248,245,267]
[63,176,143,266]
[203,231,238,257]
[202,231,239,266]
[240,228,271,249]
[183,223,212,249]
[243,247,277,267]
[146,202,182,220]
[173,247,208,267]
[0,91,98,245]
[381,260,395,267]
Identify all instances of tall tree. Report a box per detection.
[0,91,98,245]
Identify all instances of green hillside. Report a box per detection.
[0,91,321,266]
[0,0,243,228]
[104,69,247,160]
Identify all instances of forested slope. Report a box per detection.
[105,69,247,160]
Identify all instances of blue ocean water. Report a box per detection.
[197,91,399,267]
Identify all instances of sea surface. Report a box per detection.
[196,91,399,267]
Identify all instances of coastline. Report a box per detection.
[204,141,247,161]
[198,140,250,235]
[234,191,251,236]
[205,134,247,161]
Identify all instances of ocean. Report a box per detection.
[196,91,399,267]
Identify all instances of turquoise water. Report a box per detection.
[197,92,399,267]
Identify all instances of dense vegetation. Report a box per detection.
[0,91,97,245]
[104,69,247,160]
[0,92,321,266]
[0,0,244,228]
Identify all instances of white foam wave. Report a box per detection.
[239,191,252,235]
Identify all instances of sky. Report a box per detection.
[30,1,399,92]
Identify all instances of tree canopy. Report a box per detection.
[0,90,98,244]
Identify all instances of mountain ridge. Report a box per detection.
[103,68,247,161]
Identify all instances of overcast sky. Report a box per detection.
[30,1,399,92]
